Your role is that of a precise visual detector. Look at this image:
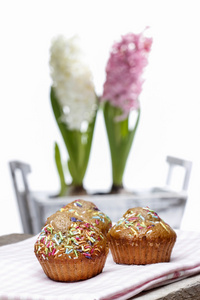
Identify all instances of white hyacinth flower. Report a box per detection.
[49,35,97,131]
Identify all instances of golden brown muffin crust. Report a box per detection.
[35,221,108,262]
[108,207,177,241]
[47,199,112,235]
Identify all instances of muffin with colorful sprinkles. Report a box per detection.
[107,206,177,265]
[34,217,109,282]
[47,199,112,235]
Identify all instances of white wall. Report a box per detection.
[1,0,200,235]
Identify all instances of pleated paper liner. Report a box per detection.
[109,236,176,265]
[36,253,107,282]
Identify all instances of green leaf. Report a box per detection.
[103,102,140,185]
[54,142,67,196]
[50,86,98,186]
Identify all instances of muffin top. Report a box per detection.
[47,199,112,235]
[34,219,109,262]
[108,207,177,240]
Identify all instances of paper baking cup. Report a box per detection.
[109,236,176,265]
[36,254,107,282]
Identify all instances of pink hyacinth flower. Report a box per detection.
[101,30,152,120]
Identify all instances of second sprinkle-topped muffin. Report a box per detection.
[107,206,177,265]
[47,199,112,235]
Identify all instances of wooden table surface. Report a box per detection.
[1,234,200,299]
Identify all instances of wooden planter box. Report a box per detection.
[29,189,187,234]
[9,158,191,235]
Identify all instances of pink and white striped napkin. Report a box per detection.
[1,230,200,300]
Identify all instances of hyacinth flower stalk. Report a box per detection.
[49,36,98,196]
[101,30,152,192]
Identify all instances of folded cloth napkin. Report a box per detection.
[0,230,200,300]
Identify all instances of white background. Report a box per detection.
[1,0,200,235]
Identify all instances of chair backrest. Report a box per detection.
[9,161,33,234]
[165,156,192,191]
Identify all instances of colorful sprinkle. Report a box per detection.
[74,201,82,207]
[160,221,170,233]
[71,217,77,222]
